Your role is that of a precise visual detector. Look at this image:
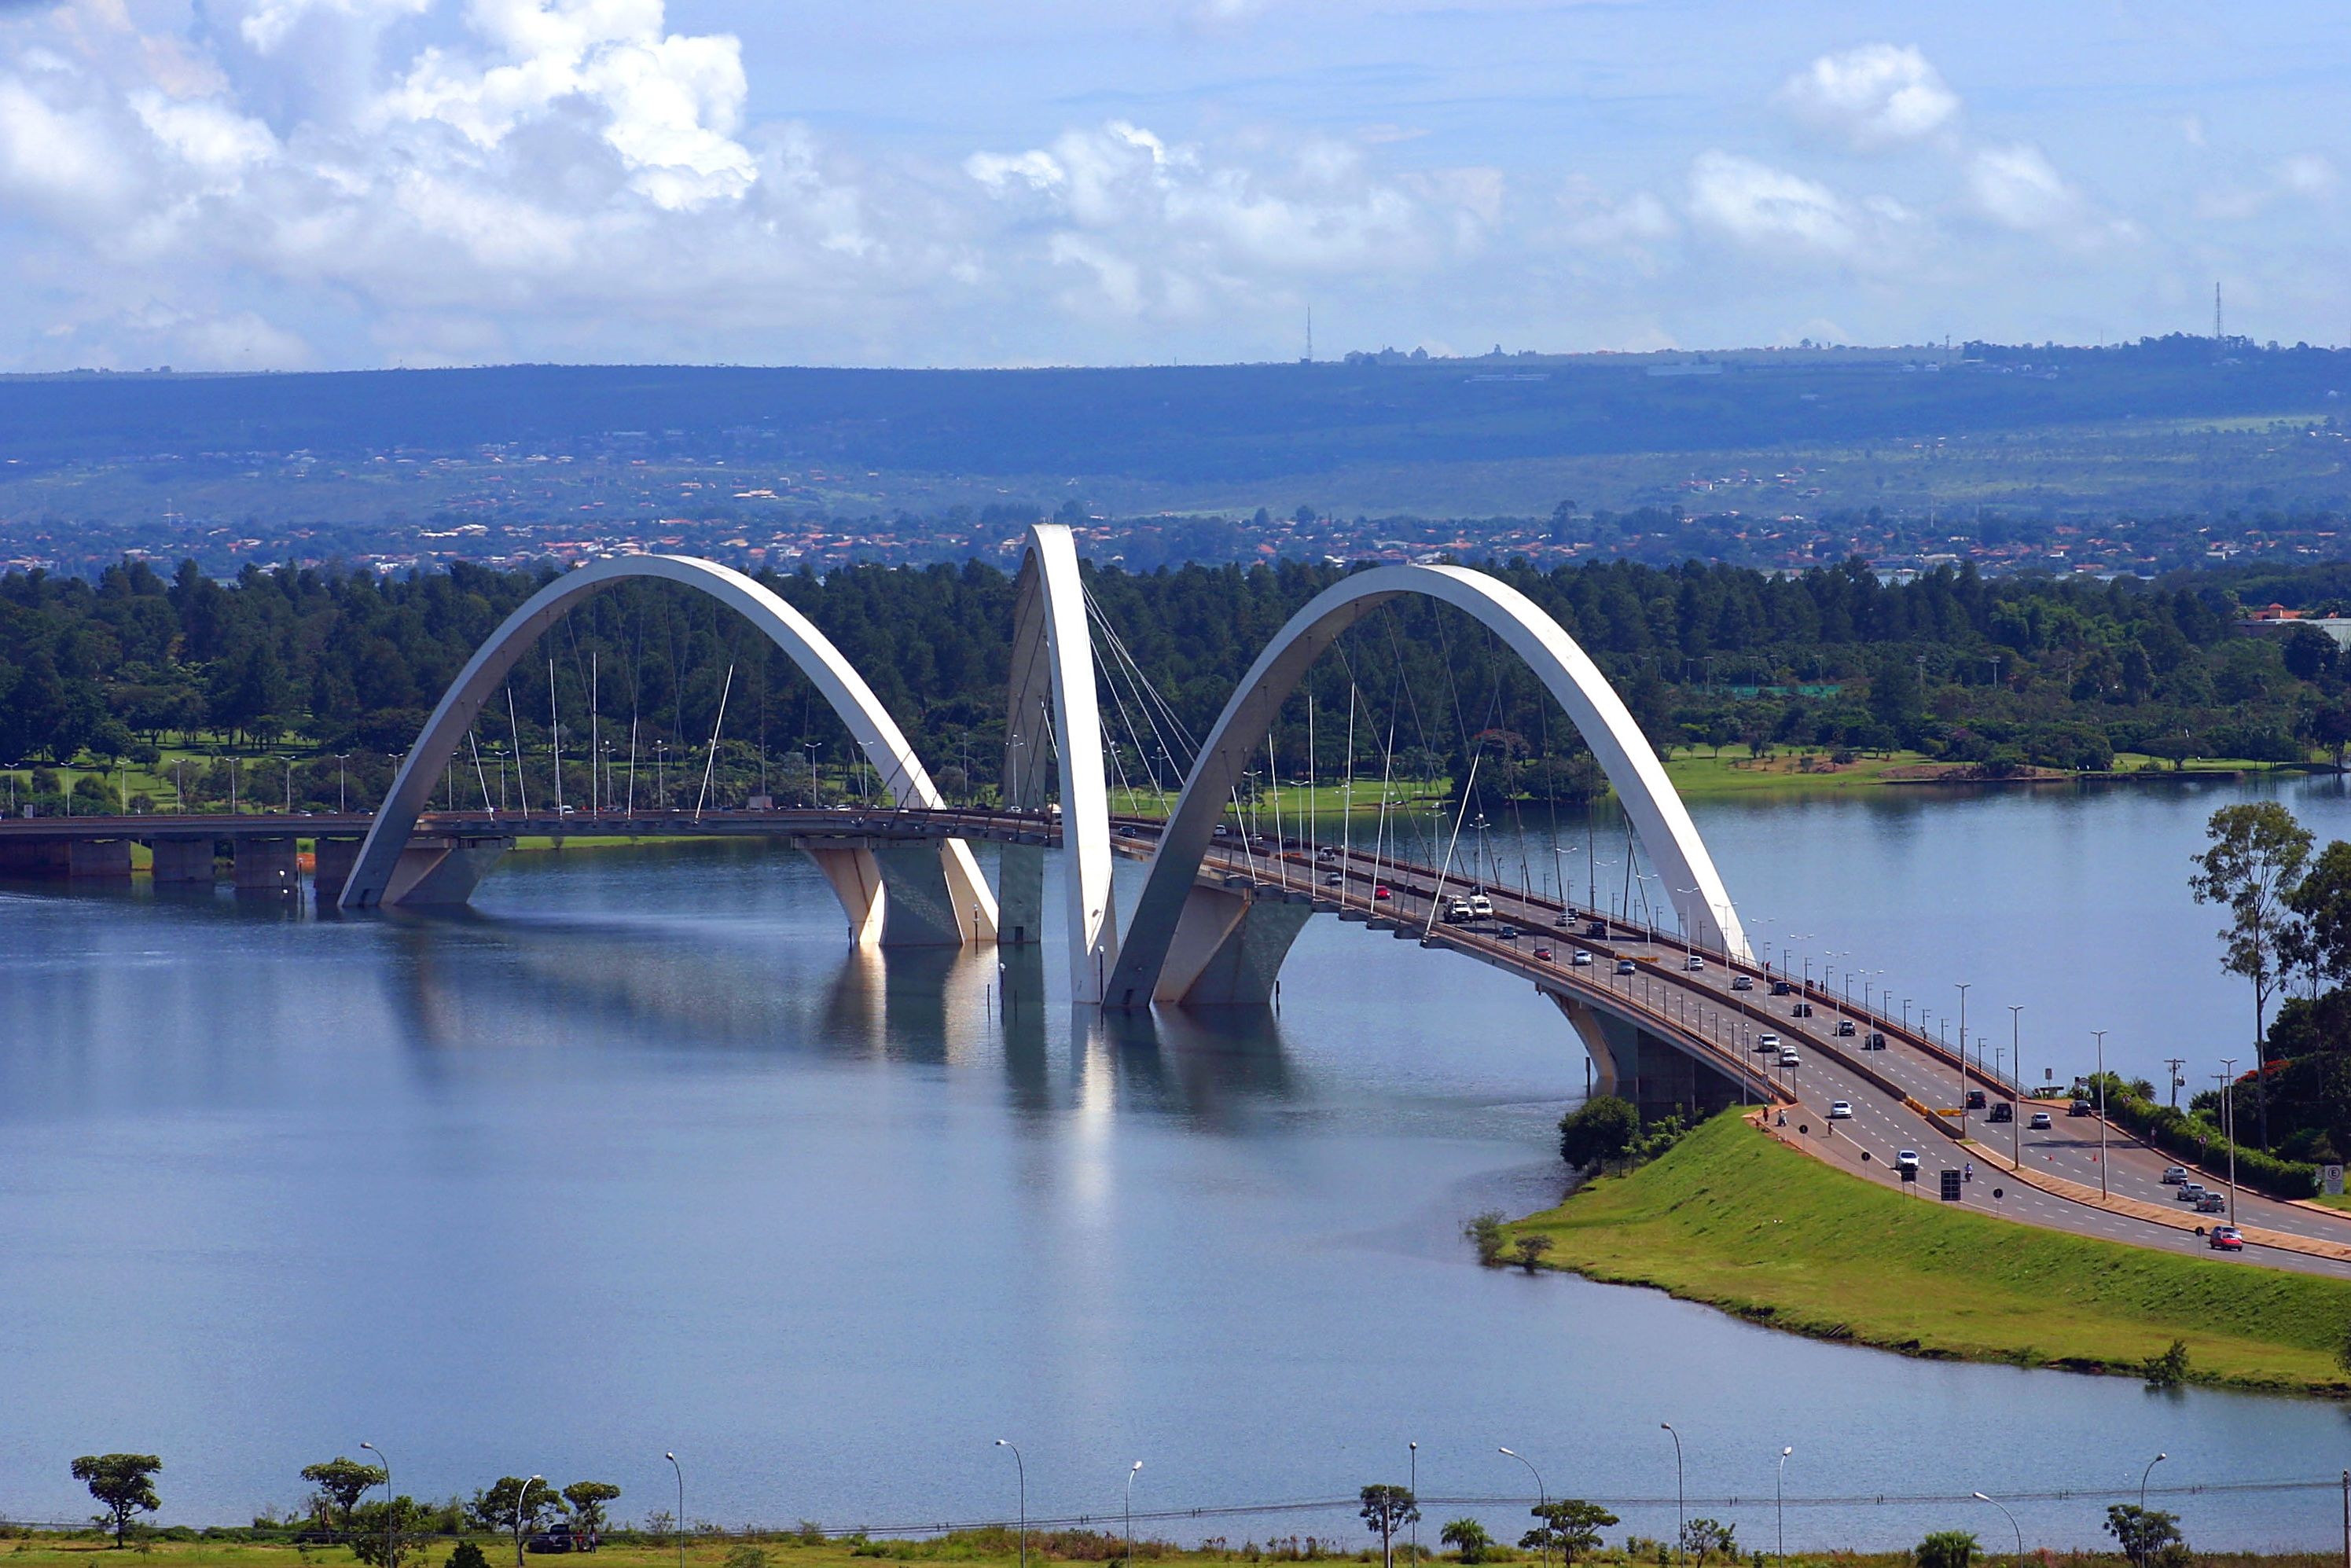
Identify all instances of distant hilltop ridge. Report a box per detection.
[0,330,2330,383]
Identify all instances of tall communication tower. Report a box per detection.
[1304,306,1313,364]
[2214,281,2224,341]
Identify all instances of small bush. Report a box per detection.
[1464,1212,1505,1266]
[2142,1338,2191,1389]
[723,1546,770,1568]
[447,1544,491,1568]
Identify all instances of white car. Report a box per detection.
[1828,1100,1853,1119]
[1684,954,1705,971]
[2161,1166,2188,1184]
[1778,1048,1800,1067]
[1754,1031,1781,1053]
[1570,949,1593,967]
[1895,1149,1921,1172]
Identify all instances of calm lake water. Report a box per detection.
[8,775,2351,1551]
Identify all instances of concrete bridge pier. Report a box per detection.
[799,839,992,948]
[67,839,133,878]
[149,837,217,884]
[233,835,300,894]
[996,842,1045,946]
[1545,990,1747,1125]
[310,838,364,904]
[379,834,513,907]
[1143,883,1313,1006]
[0,840,69,877]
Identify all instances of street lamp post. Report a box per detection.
[2094,1030,2110,1199]
[2140,1453,2168,1513]
[1125,1462,1143,1568]
[995,1442,1026,1568]
[2008,1005,2025,1169]
[359,1443,392,1568]
[665,1455,683,1568]
[1971,1493,2023,1563]
[1956,982,1971,1141]
[1775,1448,1794,1563]
[1660,1425,1684,1555]
[1409,1443,1420,1566]
[2217,1056,2241,1221]
[1499,1449,1549,1568]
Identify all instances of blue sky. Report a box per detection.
[0,0,2342,370]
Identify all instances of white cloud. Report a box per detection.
[1966,141,2131,248]
[968,119,1497,318]
[1776,43,1959,150]
[1686,150,1914,263]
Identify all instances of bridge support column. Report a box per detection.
[149,837,217,884]
[0,840,70,878]
[381,834,513,907]
[1545,990,1748,1123]
[311,838,363,904]
[996,843,1044,945]
[804,846,887,946]
[1137,883,1313,1007]
[68,839,133,878]
[800,839,992,948]
[233,835,300,894]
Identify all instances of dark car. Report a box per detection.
[1770,980,1794,997]
[2067,1098,2094,1118]
[1988,1102,2013,1123]
[1834,1019,1855,1037]
[1791,1001,1814,1018]
[529,1526,596,1555]
[1585,920,1608,938]
[1965,1089,1987,1110]
[1864,1031,1887,1050]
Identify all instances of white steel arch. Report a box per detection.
[1104,563,1747,1007]
[1001,523,1120,1001]
[339,553,998,940]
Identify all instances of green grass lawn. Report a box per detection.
[1506,1111,2351,1394]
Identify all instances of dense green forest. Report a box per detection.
[6,552,2351,817]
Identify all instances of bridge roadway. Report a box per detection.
[17,804,2351,1273]
[1177,821,2351,1278]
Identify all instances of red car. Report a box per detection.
[1373,884,1392,901]
[2207,1225,2245,1252]
[1534,946,1554,960]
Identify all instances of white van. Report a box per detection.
[1468,892,1494,919]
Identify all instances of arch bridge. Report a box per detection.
[23,530,1769,1119]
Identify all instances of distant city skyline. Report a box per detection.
[0,0,2341,373]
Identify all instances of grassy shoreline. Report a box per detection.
[9,1530,2350,1568]
[1502,1112,2351,1397]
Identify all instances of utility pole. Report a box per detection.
[2163,1057,2187,1111]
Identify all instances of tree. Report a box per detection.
[1521,1500,1617,1566]
[447,1543,493,1568]
[72,1453,162,1546]
[2192,802,2314,1148]
[1439,1519,1493,1564]
[2103,1505,2184,1568]
[1559,1095,1640,1168]
[351,1496,431,1568]
[1464,1210,1506,1266]
[1677,1519,1736,1561]
[562,1482,621,1540]
[2289,839,2351,992]
[2141,1338,2191,1388]
[1512,1233,1554,1272]
[303,1456,390,1531]
[1360,1485,1420,1568]
[1915,1530,1978,1568]
[472,1477,564,1568]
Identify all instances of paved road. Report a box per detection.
[1185,822,2351,1279]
